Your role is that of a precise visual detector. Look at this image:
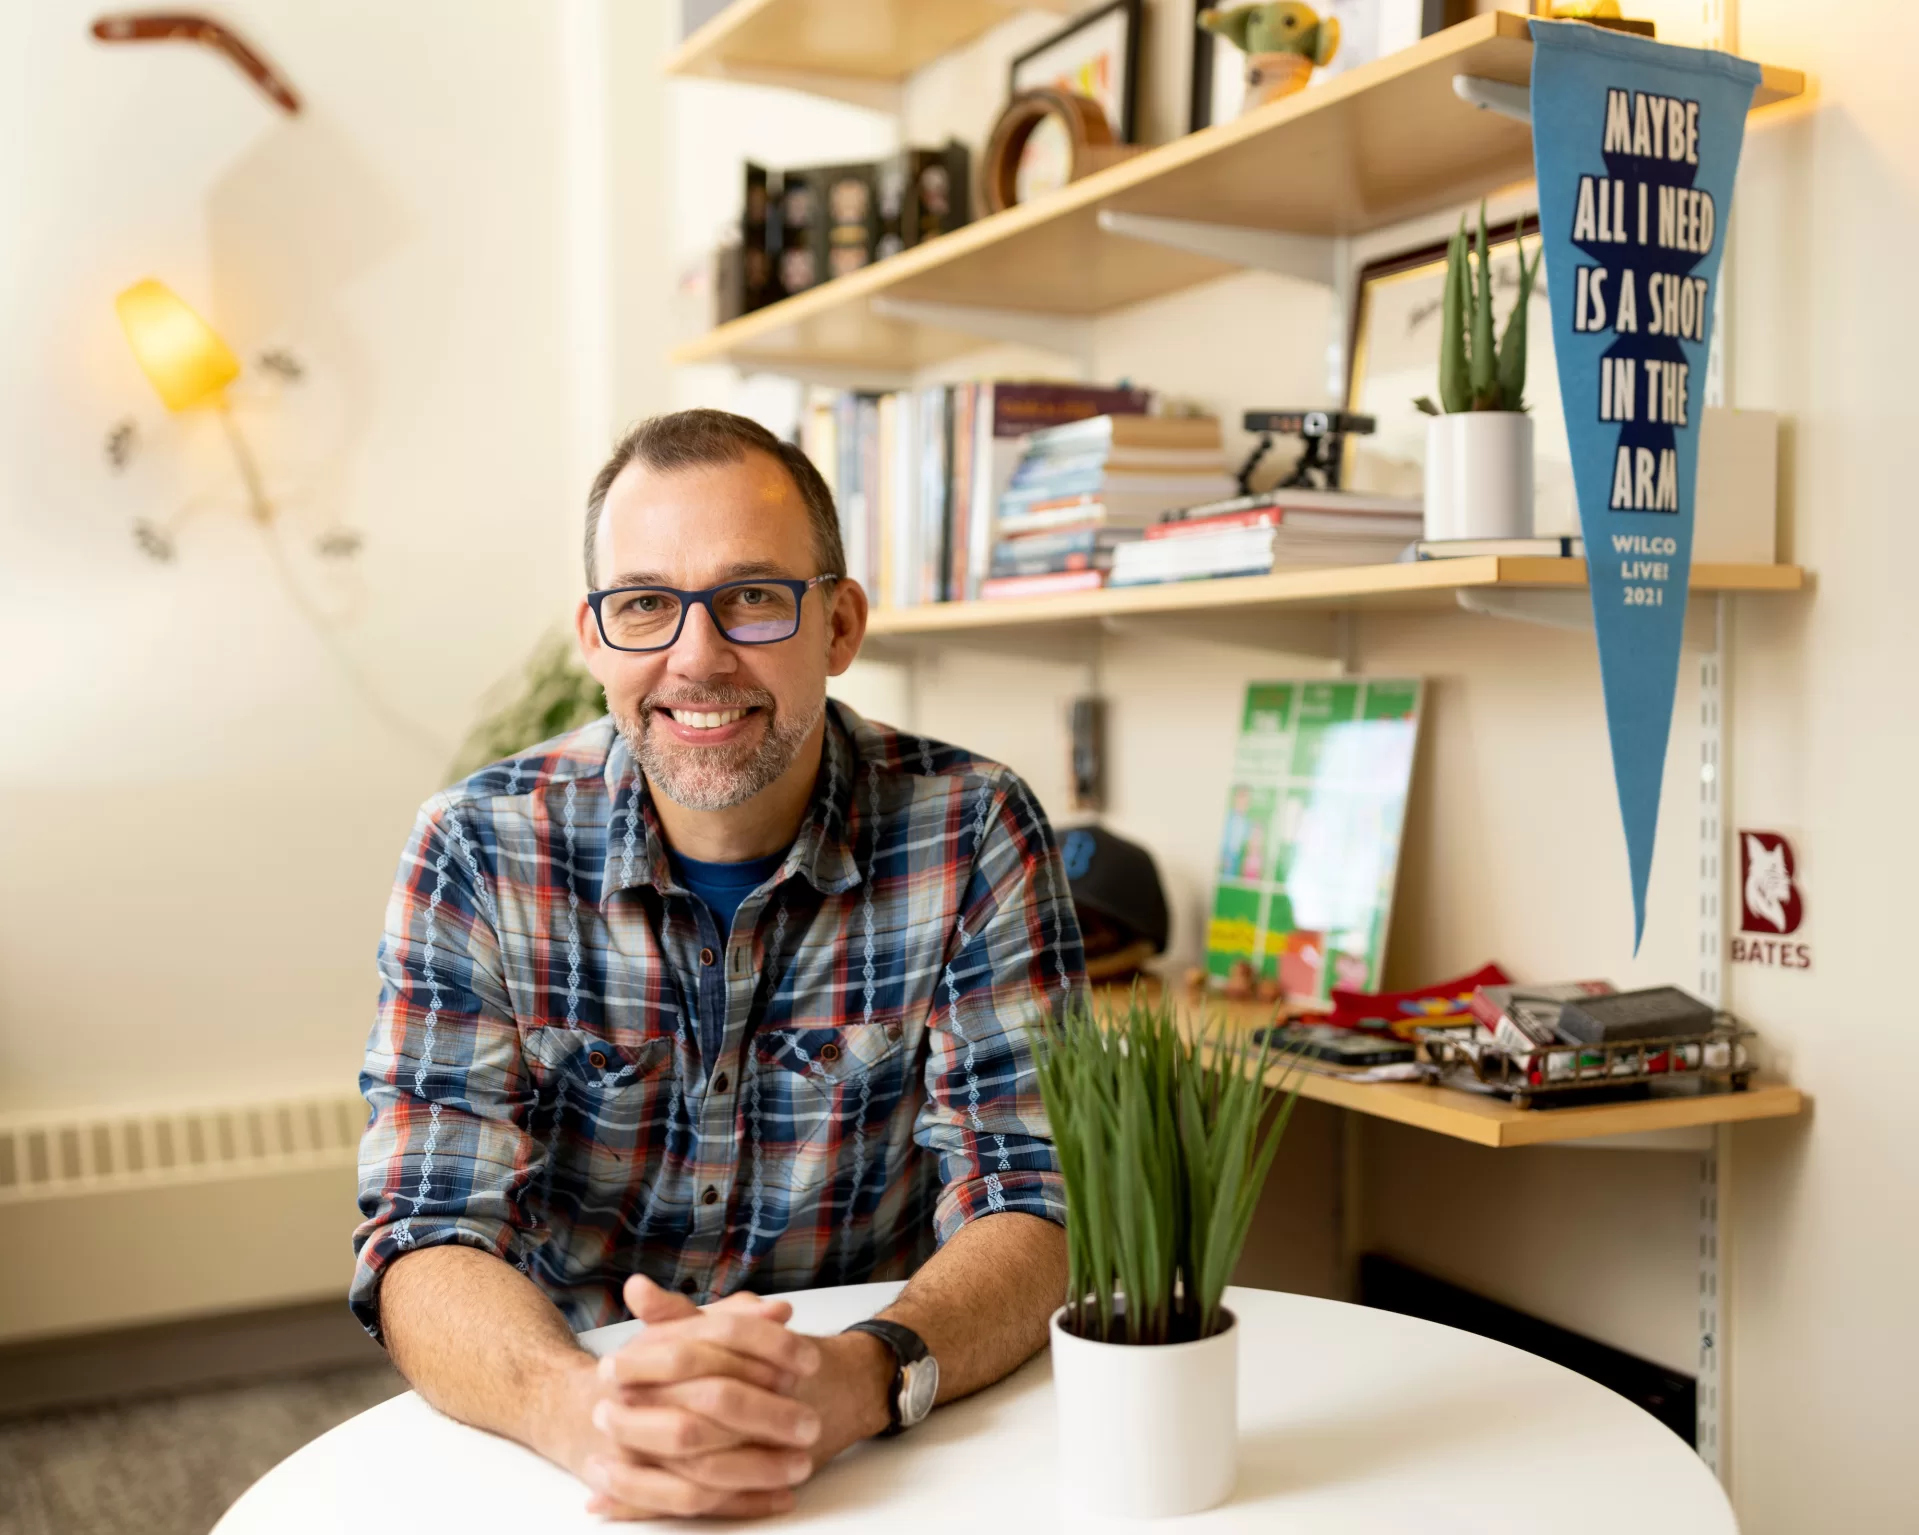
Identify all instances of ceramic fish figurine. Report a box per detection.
[1198,3,1341,68]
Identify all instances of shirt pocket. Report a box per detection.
[524,1027,674,1141]
[747,1022,914,1197]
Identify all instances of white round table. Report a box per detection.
[213,1282,1734,1532]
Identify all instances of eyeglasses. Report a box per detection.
[586,574,837,653]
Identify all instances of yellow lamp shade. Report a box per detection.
[115,279,240,411]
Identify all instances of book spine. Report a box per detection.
[967,383,995,601]
[979,569,1104,599]
[1109,564,1272,587]
[995,501,1105,536]
[876,393,897,609]
[895,391,920,606]
[1002,491,1101,518]
[858,396,881,595]
[947,383,975,603]
[990,551,1106,577]
[834,393,862,587]
[1145,509,1283,540]
[995,528,1102,560]
[918,385,947,606]
[991,386,1151,437]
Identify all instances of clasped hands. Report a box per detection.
[570,1273,882,1521]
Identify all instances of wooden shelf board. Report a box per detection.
[665,0,1080,87]
[1278,1065,1803,1149]
[1100,986,1804,1149]
[861,559,1807,638]
[674,12,1804,373]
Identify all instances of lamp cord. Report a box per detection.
[216,401,273,524]
[216,407,451,765]
[258,518,452,764]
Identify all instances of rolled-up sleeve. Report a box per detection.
[915,773,1085,1242]
[349,797,545,1342]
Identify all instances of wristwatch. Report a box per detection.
[843,1318,938,1437]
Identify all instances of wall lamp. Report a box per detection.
[110,278,356,563]
[114,277,275,527]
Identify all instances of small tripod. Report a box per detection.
[1233,409,1377,497]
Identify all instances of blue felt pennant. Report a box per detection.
[1529,19,1760,949]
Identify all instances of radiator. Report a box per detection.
[0,1090,369,1345]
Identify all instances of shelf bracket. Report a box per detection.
[1458,585,1724,648]
[1095,210,1336,287]
[688,62,903,115]
[728,360,915,392]
[867,296,1094,367]
[1454,587,1593,630]
[1099,610,1346,659]
[1453,75,1532,126]
[1552,1126,1716,1153]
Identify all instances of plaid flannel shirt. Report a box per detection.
[350,702,1083,1340]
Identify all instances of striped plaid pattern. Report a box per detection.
[350,702,1082,1340]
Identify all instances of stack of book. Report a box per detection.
[982,416,1233,600]
[800,380,1152,608]
[1109,488,1424,588]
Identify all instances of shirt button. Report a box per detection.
[700,946,716,966]
[818,1042,841,1064]
[588,1051,607,1069]
[678,1278,698,1296]
[702,1185,720,1206]
[712,1072,730,1093]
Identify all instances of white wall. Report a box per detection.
[0,0,670,1115]
[674,2,1919,1527]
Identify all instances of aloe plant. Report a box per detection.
[1032,989,1302,1346]
[1415,202,1543,416]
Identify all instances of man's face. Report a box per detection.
[575,451,864,813]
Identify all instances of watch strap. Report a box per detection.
[843,1318,929,1436]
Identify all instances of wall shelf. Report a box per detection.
[862,558,1807,639]
[664,0,1080,108]
[673,11,1803,376]
[1263,1059,1800,1151]
[1106,987,1805,1150]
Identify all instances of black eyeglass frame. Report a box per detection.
[586,573,839,653]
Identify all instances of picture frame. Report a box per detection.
[1010,0,1141,145]
[1342,217,1577,535]
[1188,0,1443,132]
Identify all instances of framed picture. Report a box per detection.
[1188,0,1442,132]
[1342,219,1577,534]
[1010,0,1141,144]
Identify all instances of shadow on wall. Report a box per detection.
[204,111,409,598]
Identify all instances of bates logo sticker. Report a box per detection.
[1732,830,1810,969]
[1739,831,1803,934]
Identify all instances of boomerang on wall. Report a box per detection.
[91,11,301,114]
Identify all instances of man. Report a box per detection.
[352,409,1084,1520]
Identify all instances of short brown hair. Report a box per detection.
[582,408,846,587]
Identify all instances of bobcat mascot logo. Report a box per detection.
[1739,832,1803,935]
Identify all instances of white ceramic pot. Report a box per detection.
[1050,1305,1239,1518]
[1423,410,1535,542]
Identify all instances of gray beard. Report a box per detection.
[618,687,825,812]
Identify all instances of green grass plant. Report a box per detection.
[1033,989,1303,1346]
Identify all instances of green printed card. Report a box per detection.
[1206,678,1423,1003]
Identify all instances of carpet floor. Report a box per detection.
[0,1363,406,1535]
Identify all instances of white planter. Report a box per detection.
[1050,1305,1238,1518]
[1423,410,1535,542]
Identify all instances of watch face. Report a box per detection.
[900,1355,939,1426]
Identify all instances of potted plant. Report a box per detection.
[1415,204,1544,543]
[1033,990,1302,1518]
